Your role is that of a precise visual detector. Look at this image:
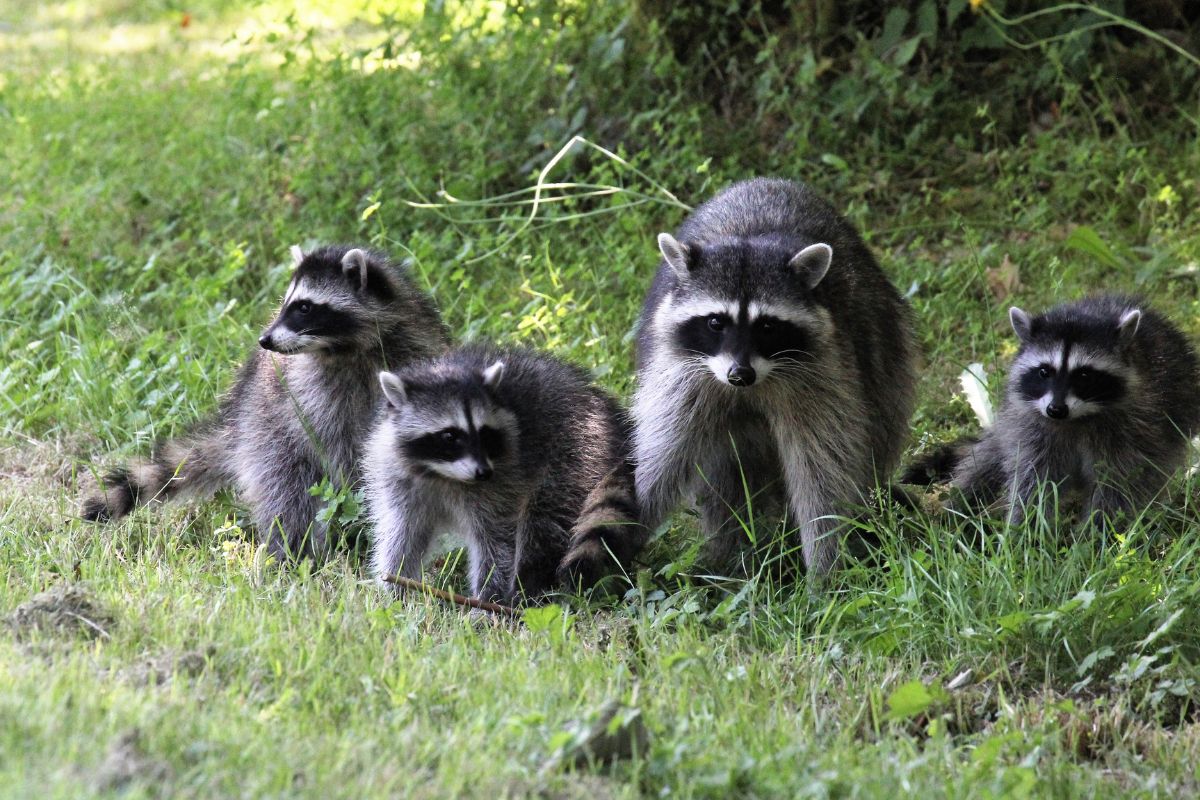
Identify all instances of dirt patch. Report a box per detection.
[5,583,115,641]
[0,436,87,493]
[93,729,172,793]
[1002,690,1166,763]
[119,647,212,687]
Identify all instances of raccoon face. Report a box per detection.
[1009,306,1139,421]
[655,233,832,388]
[378,361,517,483]
[259,247,393,355]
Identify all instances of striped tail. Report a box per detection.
[81,421,234,522]
[900,436,978,486]
[559,459,648,590]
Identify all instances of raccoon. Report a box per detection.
[364,345,629,603]
[905,295,1200,525]
[82,245,450,559]
[631,177,918,576]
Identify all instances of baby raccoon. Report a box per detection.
[632,177,918,576]
[906,295,1200,525]
[82,245,449,559]
[365,346,629,603]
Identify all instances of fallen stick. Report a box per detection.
[381,575,521,618]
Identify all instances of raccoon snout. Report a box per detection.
[473,465,494,481]
[258,333,274,351]
[727,365,756,387]
[1045,403,1069,420]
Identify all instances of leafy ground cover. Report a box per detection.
[2,1,1200,796]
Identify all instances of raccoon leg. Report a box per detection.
[771,426,862,577]
[246,455,326,561]
[467,527,518,604]
[514,515,570,600]
[631,397,704,531]
[695,448,779,571]
[1083,457,1164,528]
[1004,459,1057,528]
[948,434,1008,511]
[1086,447,1181,527]
[1083,483,1135,528]
[901,438,975,486]
[368,492,439,591]
[786,477,844,577]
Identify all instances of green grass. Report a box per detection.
[3,1,1200,797]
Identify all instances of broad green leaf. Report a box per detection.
[523,604,563,633]
[892,36,924,67]
[1065,226,1121,268]
[886,680,936,720]
[997,611,1029,633]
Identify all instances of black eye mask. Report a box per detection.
[675,313,810,362]
[404,425,507,464]
[282,301,361,340]
[1017,363,1125,406]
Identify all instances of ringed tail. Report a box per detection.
[81,425,233,522]
[559,460,647,589]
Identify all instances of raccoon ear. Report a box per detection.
[482,360,505,388]
[379,371,407,408]
[341,248,369,292]
[657,233,691,279]
[289,245,305,268]
[1009,307,1033,342]
[788,243,832,289]
[1117,308,1142,345]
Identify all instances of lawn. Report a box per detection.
[3,1,1200,797]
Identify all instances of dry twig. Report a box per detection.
[381,575,521,618]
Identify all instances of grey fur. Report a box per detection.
[82,245,449,560]
[631,178,918,575]
[943,295,1200,525]
[364,345,629,603]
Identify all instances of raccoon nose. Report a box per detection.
[474,465,493,481]
[1046,403,1069,420]
[258,334,274,350]
[727,365,756,387]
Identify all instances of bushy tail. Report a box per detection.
[82,421,235,522]
[900,436,978,486]
[559,459,647,590]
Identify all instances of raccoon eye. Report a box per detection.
[438,430,459,444]
[296,301,312,315]
[707,315,725,332]
[1075,368,1091,381]
[1038,366,1052,379]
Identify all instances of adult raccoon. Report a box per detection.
[629,178,918,576]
